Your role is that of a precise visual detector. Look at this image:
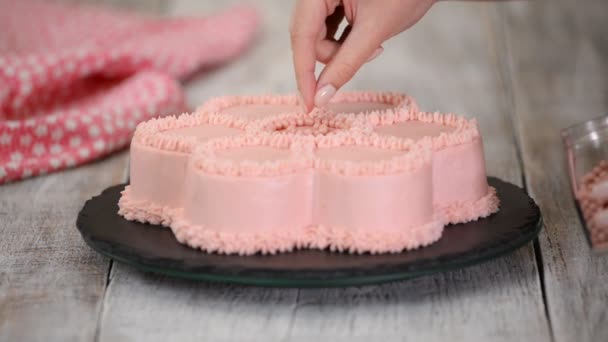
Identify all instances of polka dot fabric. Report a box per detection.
[0,0,259,184]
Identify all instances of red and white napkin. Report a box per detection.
[0,0,259,184]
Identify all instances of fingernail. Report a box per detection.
[366,47,384,63]
[314,84,336,108]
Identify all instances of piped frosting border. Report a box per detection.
[313,132,432,176]
[170,211,444,256]
[189,132,432,178]
[191,133,314,177]
[132,112,249,153]
[118,185,174,227]
[329,91,419,115]
[118,184,445,255]
[365,110,481,150]
[437,186,500,225]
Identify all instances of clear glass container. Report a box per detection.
[562,115,608,252]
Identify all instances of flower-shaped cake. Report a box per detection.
[119,91,499,255]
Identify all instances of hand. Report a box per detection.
[290,0,437,111]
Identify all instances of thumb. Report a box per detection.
[314,25,384,107]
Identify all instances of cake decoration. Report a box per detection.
[359,108,496,224]
[132,111,249,153]
[118,91,500,255]
[170,132,440,255]
[119,111,249,227]
[250,109,371,136]
[191,133,314,177]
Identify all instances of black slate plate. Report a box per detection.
[76,177,541,287]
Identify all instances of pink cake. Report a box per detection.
[118,91,499,255]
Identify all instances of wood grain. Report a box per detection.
[95,2,550,341]
[496,0,608,341]
[59,0,169,14]
[0,153,129,342]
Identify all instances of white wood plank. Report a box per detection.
[59,0,169,14]
[97,269,299,341]
[497,1,608,341]
[0,153,129,342]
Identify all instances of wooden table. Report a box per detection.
[2,0,607,341]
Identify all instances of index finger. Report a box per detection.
[290,0,328,111]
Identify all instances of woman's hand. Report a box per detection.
[290,0,437,111]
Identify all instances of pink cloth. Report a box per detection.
[0,0,258,184]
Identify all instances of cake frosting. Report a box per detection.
[363,109,497,224]
[125,112,249,226]
[119,91,499,255]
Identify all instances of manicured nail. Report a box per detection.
[366,47,384,63]
[314,84,336,108]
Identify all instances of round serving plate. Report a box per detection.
[76,177,541,288]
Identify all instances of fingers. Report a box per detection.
[316,23,349,64]
[317,41,383,65]
[324,5,344,39]
[315,6,345,64]
[290,0,329,111]
[314,24,384,107]
[366,47,384,62]
[316,39,341,64]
